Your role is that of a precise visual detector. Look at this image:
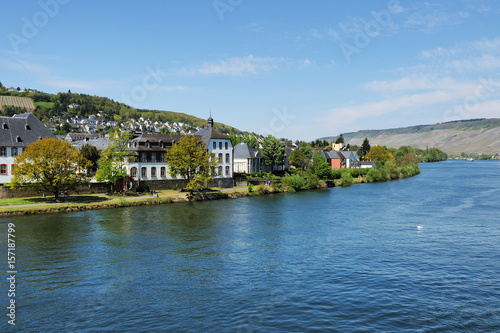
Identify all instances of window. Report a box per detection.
[11,148,17,157]
[25,124,31,130]
[218,166,222,175]
[225,142,228,149]
[130,167,138,178]
[151,154,156,163]
[226,153,230,163]
[151,167,157,177]
[2,123,8,129]
[0,164,7,175]
[0,147,6,157]
[161,167,166,177]
[213,142,216,149]
[140,153,147,162]
[226,166,230,175]
[219,142,222,149]
[16,136,22,142]
[218,153,223,162]
[141,167,147,178]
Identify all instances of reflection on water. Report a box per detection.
[1,160,500,332]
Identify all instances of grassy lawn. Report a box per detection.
[0,193,110,206]
[34,101,55,108]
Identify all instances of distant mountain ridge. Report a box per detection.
[319,118,500,155]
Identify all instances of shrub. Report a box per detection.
[171,185,178,190]
[134,184,150,193]
[282,174,307,191]
[366,168,388,182]
[257,184,267,195]
[247,183,254,193]
[339,172,353,186]
[305,173,319,189]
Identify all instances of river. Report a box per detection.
[1,160,499,332]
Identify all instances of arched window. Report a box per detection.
[151,167,157,177]
[130,167,138,178]
[218,166,222,175]
[141,167,147,178]
[160,167,166,177]
[2,123,8,129]
[16,136,22,142]
[225,166,230,175]
[218,153,223,162]
[225,153,230,163]
[25,124,31,130]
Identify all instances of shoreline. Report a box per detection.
[0,170,421,217]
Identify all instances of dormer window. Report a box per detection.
[25,124,31,130]
[16,136,22,142]
[2,123,8,129]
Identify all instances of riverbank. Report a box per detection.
[0,165,422,217]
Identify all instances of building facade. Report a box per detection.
[0,113,55,183]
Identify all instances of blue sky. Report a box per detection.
[1,0,500,141]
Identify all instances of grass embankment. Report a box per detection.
[0,188,251,217]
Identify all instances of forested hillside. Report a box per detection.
[0,84,242,135]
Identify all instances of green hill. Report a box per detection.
[0,86,243,135]
[320,119,500,155]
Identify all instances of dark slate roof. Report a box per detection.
[234,142,260,159]
[325,151,344,160]
[195,127,230,147]
[0,113,55,147]
[131,133,183,143]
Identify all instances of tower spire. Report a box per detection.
[207,111,214,128]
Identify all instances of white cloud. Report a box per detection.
[182,55,284,76]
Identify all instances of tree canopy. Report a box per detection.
[261,135,285,172]
[361,138,371,157]
[96,130,133,187]
[165,135,219,191]
[365,145,394,163]
[12,138,91,200]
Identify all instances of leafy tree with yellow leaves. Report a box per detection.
[165,135,219,192]
[12,138,91,201]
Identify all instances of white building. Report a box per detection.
[234,142,262,174]
[0,113,55,183]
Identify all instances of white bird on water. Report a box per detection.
[417,225,424,230]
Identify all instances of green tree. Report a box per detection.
[335,134,345,144]
[165,135,219,192]
[361,138,371,157]
[365,145,394,163]
[261,135,285,172]
[243,134,260,149]
[96,130,133,189]
[12,138,91,201]
[80,144,100,176]
[288,146,313,171]
[61,122,72,134]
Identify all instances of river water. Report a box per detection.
[1,160,499,332]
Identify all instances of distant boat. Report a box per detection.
[417,225,423,230]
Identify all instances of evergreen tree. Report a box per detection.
[361,138,371,157]
[335,134,344,144]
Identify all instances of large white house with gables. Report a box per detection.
[125,115,233,188]
[0,113,54,183]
